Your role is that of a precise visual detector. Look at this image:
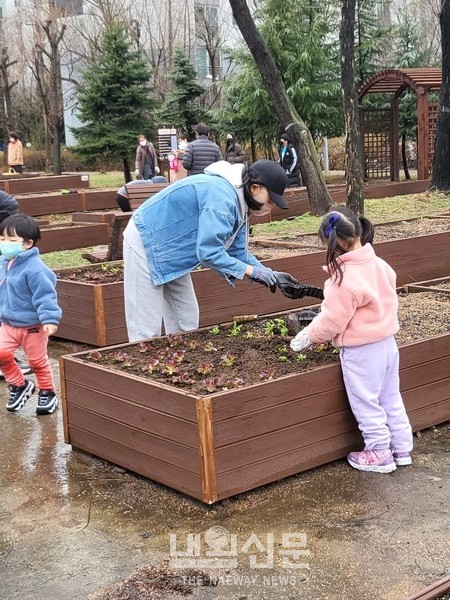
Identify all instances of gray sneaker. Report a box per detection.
[6,379,36,412]
[36,390,58,415]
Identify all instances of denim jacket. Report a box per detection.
[130,161,264,285]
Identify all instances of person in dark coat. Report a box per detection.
[135,134,160,180]
[224,133,247,165]
[279,133,301,187]
[182,123,222,175]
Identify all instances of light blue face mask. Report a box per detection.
[0,241,24,259]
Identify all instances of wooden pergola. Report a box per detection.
[358,68,442,181]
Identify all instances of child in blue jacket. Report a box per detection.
[0,215,61,414]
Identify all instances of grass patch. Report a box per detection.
[41,248,97,270]
[89,171,125,188]
[253,191,450,236]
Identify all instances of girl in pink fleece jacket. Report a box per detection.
[290,206,413,474]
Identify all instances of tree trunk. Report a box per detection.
[43,21,66,175]
[228,0,332,215]
[401,133,410,180]
[123,157,132,183]
[340,0,365,215]
[431,0,450,190]
[0,50,18,166]
[0,80,8,167]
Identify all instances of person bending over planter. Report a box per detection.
[0,215,62,415]
[290,206,413,474]
[123,159,304,342]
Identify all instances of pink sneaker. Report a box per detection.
[392,452,412,466]
[347,449,396,473]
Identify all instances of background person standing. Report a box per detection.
[279,132,301,187]
[224,132,247,165]
[135,134,160,180]
[7,133,24,174]
[182,123,222,175]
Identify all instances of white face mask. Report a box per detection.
[139,140,147,147]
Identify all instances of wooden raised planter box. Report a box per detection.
[39,222,109,254]
[54,231,450,345]
[403,276,450,295]
[16,188,117,217]
[56,262,125,346]
[60,328,450,504]
[405,575,450,600]
[0,173,90,194]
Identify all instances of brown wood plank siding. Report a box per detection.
[72,211,116,224]
[215,430,360,500]
[399,335,449,368]
[4,174,90,194]
[67,406,200,473]
[56,324,100,346]
[62,358,198,421]
[17,194,83,216]
[214,387,350,446]
[82,190,117,210]
[65,382,199,446]
[39,224,109,254]
[211,363,345,423]
[69,429,203,500]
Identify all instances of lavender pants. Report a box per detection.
[340,336,413,452]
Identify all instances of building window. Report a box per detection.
[194,4,219,39]
[50,0,83,15]
[195,46,222,80]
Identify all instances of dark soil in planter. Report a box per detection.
[59,262,123,283]
[83,292,449,396]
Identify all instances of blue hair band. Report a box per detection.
[324,214,339,238]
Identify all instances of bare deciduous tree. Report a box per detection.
[32,17,66,174]
[0,49,18,164]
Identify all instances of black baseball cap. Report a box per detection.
[248,159,289,209]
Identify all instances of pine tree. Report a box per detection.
[71,24,154,182]
[156,49,206,136]
[218,0,342,146]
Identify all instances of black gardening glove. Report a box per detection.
[276,272,325,301]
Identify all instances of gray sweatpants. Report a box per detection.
[123,219,199,342]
